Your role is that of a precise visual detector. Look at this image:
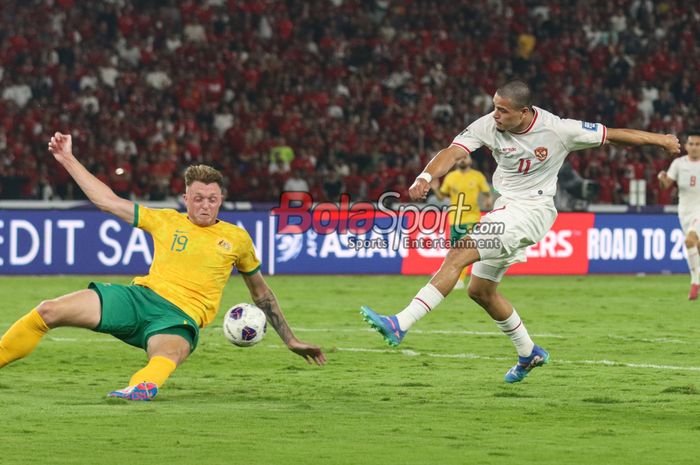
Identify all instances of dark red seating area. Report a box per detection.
[0,0,697,205]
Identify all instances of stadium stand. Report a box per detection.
[0,0,697,207]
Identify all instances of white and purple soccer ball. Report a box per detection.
[223,303,267,347]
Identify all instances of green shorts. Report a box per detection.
[89,282,199,352]
[450,223,475,246]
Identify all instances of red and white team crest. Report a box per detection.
[534,146,548,161]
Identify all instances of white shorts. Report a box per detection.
[679,211,700,237]
[471,196,557,282]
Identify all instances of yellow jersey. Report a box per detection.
[440,169,490,225]
[132,205,261,328]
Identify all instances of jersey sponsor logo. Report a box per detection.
[499,147,517,153]
[582,121,598,131]
[217,239,232,251]
[534,146,548,161]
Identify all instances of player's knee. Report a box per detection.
[685,235,698,249]
[164,352,188,366]
[174,343,190,364]
[149,337,190,365]
[155,348,188,366]
[35,299,62,327]
[467,283,494,306]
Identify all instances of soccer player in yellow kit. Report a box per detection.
[0,132,325,401]
[432,155,492,289]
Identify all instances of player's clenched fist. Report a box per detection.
[663,134,680,155]
[48,132,73,163]
[408,178,430,201]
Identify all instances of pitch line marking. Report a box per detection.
[289,327,690,344]
[40,328,691,346]
[1,323,691,344]
[41,338,700,372]
[333,347,700,372]
[290,327,565,339]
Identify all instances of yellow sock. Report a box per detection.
[0,309,49,368]
[129,356,177,387]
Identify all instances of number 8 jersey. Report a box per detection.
[451,106,606,203]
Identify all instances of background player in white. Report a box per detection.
[361,80,680,383]
[657,129,700,300]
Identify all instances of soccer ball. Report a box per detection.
[223,303,267,347]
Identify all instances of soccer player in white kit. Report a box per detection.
[657,130,700,300]
[361,81,680,383]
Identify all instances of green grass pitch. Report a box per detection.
[0,274,698,465]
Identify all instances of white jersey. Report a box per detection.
[451,106,606,203]
[667,156,700,217]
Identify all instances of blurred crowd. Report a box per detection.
[0,0,698,206]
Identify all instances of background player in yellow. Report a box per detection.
[431,154,493,289]
[0,132,326,401]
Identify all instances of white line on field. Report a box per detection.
[5,324,561,338]
[605,334,687,344]
[332,347,700,372]
[34,329,692,346]
[41,337,700,372]
[290,327,689,344]
[291,327,565,339]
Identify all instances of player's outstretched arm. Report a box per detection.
[606,128,681,155]
[48,132,134,224]
[241,271,326,365]
[409,145,468,201]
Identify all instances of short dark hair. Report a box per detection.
[686,129,700,139]
[495,80,533,110]
[184,164,224,189]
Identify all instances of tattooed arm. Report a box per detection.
[251,286,294,344]
[241,271,326,365]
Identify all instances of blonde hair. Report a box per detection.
[184,165,224,188]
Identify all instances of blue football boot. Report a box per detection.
[504,345,550,383]
[107,382,158,401]
[360,305,406,347]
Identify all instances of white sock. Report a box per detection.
[395,284,444,331]
[687,247,700,285]
[495,309,535,357]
